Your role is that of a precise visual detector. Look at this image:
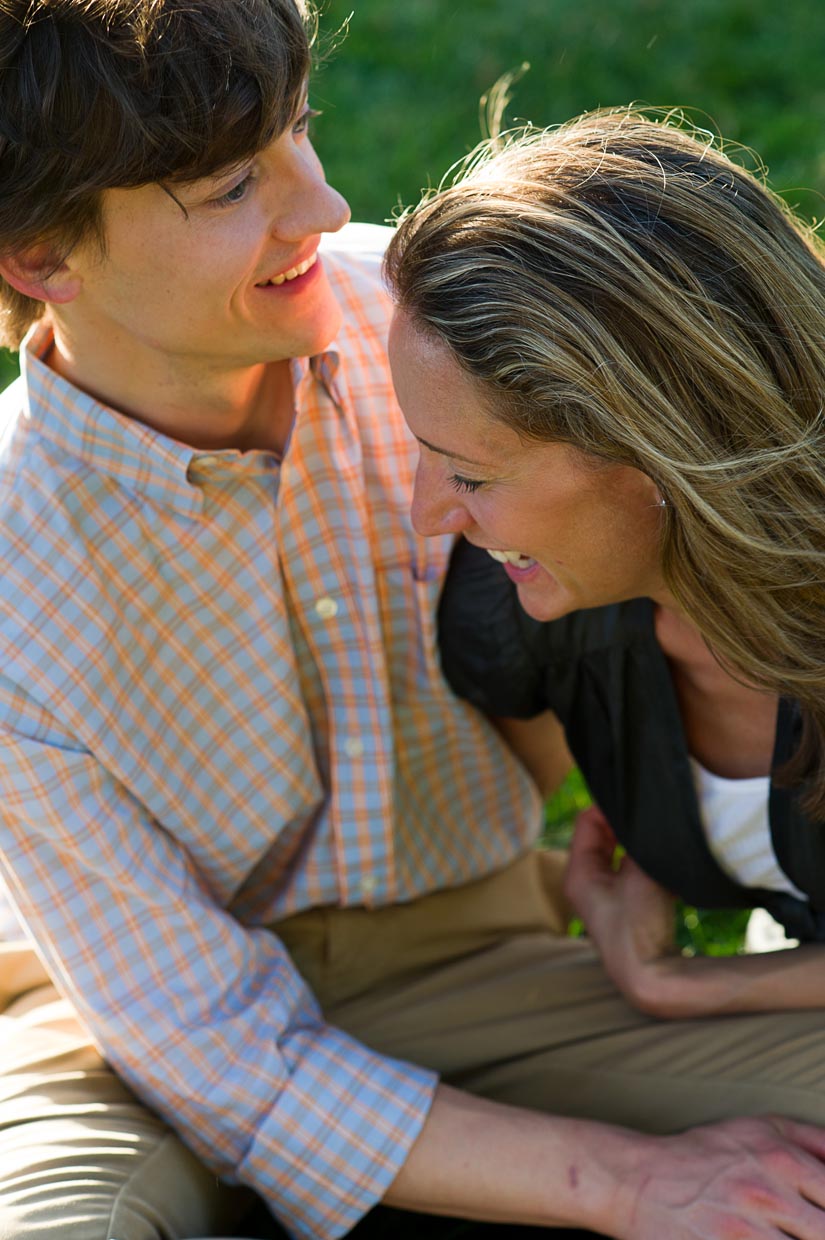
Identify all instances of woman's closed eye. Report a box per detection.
[449,473,485,494]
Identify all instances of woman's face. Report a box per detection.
[389,312,668,621]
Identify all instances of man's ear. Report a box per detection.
[0,245,82,304]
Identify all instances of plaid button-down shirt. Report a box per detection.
[0,224,541,1239]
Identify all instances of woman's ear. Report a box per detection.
[0,245,82,304]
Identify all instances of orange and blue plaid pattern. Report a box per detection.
[0,225,541,1239]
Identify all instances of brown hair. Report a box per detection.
[0,0,313,346]
[385,109,825,817]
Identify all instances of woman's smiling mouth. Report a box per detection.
[486,548,536,568]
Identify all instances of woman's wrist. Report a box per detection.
[623,952,694,1018]
[626,951,773,1020]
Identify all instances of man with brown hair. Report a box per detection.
[5,4,825,1240]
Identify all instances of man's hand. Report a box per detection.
[622,1115,825,1239]
[563,806,683,1015]
[387,1085,825,1239]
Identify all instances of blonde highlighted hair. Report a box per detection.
[385,108,825,816]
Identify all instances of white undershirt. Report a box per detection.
[689,757,806,900]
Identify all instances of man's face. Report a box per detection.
[58,103,351,375]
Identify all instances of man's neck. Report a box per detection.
[46,324,298,455]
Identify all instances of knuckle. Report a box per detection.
[717,1225,751,1240]
[741,1180,782,1212]
[728,1116,770,1143]
[761,1143,799,1179]
[717,1221,756,1240]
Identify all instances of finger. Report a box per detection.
[617,852,668,892]
[566,828,614,896]
[575,804,614,838]
[589,804,618,846]
[776,1117,825,1168]
[565,844,619,924]
[569,808,614,864]
[749,1121,825,1227]
[773,1189,825,1239]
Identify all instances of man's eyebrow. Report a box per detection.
[173,158,249,198]
[417,436,490,469]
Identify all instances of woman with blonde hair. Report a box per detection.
[384,109,825,1021]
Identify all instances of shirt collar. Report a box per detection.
[294,347,343,406]
[20,323,343,515]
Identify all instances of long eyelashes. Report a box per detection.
[213,172,256,209]
[448,474,484,494]
[294,106,322,135]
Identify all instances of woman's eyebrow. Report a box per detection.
[416,435,490,468]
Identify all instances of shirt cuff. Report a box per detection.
[238,1021,438,1240]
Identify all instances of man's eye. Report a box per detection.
[213,172,255,209]
[448,474,485,494]
[294,106,322,136]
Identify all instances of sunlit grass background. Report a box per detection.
[313,0,825,227]
[4,0,820,949]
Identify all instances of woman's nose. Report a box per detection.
[411,459,473,538]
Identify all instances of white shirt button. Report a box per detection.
[344,737,365,759]
[360,875,377,896]
[314,596,339,620]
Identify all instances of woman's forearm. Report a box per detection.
[564,812,825,1020]
[636,942,825,1019]
[492,710,574,799]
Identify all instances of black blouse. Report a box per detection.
[439,538,825,943]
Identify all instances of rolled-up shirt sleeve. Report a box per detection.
[0,723,437,1240]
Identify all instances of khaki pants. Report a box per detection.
[0,945,252,1240]
[4,851,825,1238]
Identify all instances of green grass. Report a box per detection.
[314,0,825,226]
[0,348,17,389]
[544,768,592,847]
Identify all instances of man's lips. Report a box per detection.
[256,250,318,287]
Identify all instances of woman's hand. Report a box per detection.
[564,805,825,1019]
[563,805,686,1016]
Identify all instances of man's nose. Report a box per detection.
[275,152,351,240]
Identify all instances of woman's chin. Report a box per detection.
[514,574,575,622]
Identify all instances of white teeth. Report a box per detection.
[487,549,535,567]
[266,253,317,286]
